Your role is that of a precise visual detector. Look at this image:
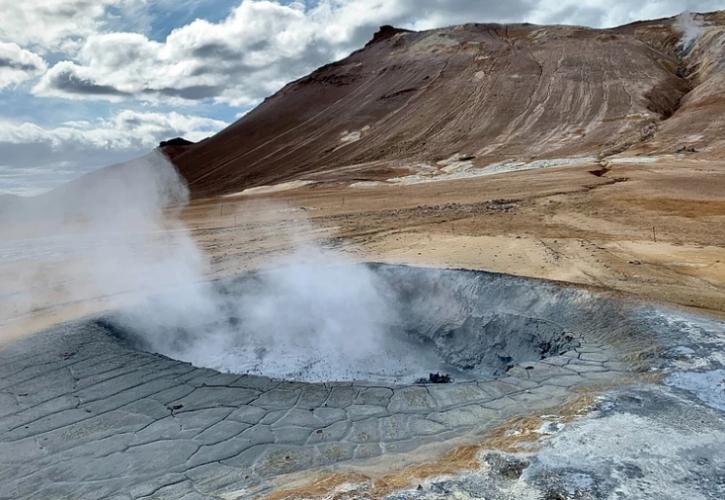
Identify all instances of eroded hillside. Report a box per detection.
[172,12,725,197]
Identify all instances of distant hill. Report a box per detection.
[168,11,725,197]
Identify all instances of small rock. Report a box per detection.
[483,453,530,480]
[415,372,452,384]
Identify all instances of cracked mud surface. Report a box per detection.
[0,266,722,499]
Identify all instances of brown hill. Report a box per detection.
[171,12,725,197]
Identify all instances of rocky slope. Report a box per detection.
[171,11,725,197]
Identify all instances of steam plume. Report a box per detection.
[675,11,704,52]
[2,152,415,382]
[0,151,204,339]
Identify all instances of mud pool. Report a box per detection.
[102,264,621,384]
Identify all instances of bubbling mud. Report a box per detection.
[99,264,613,384]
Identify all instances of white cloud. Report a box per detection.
[0,109,225,149]
[0,110,226,194]
[33,0,334,105]
[0,42,47,89]
[0,0,118,53]
[0,0,153,54]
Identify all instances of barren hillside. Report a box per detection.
[171,11,725,197]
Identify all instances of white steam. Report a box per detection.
[119,245,415,382]
[0,151,205,335]
[675,11,704,52]
[2,152,447,382]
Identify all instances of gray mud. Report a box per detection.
[103,264,622,383]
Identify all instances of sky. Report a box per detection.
[0,0,721,195]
